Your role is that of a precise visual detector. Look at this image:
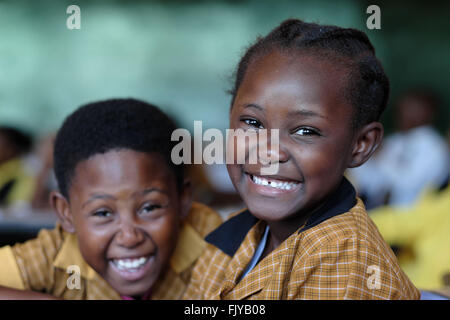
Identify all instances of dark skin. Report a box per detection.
[227,50,383,259]
[0,149,191,299]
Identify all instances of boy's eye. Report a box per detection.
[242,118,263,129]
[139,203,162,216]
[294,127,320,136]
[93,209,112,218]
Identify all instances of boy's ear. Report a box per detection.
[179,179,193,222]
[50,191,75,234]
[348,122,384,168]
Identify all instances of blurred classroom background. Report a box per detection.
[0,0,449,296]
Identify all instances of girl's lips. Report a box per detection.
[245,172,302,197]
[109,255,155,282]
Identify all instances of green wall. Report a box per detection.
[0,0,448,136]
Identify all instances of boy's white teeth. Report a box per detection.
[113,256,148,271]
[250,174,299,190]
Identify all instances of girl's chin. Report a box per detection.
[246,201,297,221]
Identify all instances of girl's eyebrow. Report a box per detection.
[288,108,328,119]
[243,103,327,120]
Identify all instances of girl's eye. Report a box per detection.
[242,118,263,129]
[93,209,112,218]
[295,127,320,136]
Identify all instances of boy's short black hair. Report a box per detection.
[230,19,390,129]
[0,126,33,155]
[54,98,182,198]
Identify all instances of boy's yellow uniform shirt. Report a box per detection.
[184,179,420,300]
[0,202,222,299]
[370,185,450,291]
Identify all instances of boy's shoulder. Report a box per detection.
[11,224,67,260]
[0,224,67,291]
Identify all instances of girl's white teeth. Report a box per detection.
[113,257,148,271]
[251,174,298,190]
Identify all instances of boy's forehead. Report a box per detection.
[69,150,176,194]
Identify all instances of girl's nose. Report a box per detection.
[258,132,290,165]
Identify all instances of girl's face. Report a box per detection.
[227,51,356,223]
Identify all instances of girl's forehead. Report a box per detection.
[236,52,349,108]
[248,51,347,87]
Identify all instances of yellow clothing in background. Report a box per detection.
[370,186,450,290]
[0,158,35,207]
[0,202,222,299]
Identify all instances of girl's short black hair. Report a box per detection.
[54,98,182,198]
[230,19,390,129]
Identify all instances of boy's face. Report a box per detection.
[55,150,188,297]
[227,51,357,222]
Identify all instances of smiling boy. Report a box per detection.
[184,20,420,300]
[0,99,222,299]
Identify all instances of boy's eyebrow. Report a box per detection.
[82,194,116,208]
[136,188,167,197]
[82,188,167,208]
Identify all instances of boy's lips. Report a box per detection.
[109,254,155,282]
[245,172,302,196]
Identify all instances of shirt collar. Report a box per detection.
[205,177,356,257]
[169,221,207,274]
[53,229,97,280]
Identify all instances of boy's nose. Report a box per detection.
[116,223,145,248]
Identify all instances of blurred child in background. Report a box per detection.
[369,127,450,296]
[349,89,449,209]
[0,127,34,209]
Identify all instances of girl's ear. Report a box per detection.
[179,178,193,222]
[348,122,384,168]
[50,191,75,233]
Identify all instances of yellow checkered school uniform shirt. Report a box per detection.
[0,202,222,299]
[184,178,420,300]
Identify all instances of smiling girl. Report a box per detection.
[184,19,420,300]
